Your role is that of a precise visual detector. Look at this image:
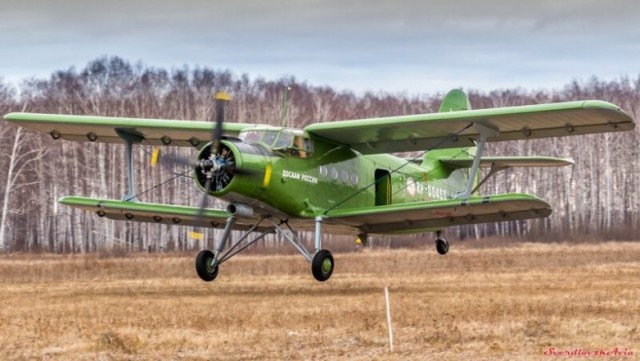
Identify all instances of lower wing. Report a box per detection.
[59,196,269,232]
[325,193,551,234]
[61,194,550,236]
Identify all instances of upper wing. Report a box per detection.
[3,113,254,147]
[325,193,551,234]
[304,100,634,154]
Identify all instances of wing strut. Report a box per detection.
[115,128,145,202]
[456,122,499,199]
[470,163,509,195]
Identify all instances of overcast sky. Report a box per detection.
[1,0,639,94]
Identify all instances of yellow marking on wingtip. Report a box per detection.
[151,147,161,167]
[262,162,272,188]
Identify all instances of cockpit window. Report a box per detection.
[241,130,261,143]
[274,131,294,149]
[239,128,312,157]
[261,130,279,146]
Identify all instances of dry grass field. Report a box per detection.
[1,241,639,360]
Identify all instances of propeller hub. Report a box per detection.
[195,142,237,193]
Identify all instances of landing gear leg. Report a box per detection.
[435,230,449,255]
[311,216,334,281]
[270,216,334,282]
[195,216,236,282]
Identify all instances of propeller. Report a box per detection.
[149,92,234,240]
[150,92,234,184]
[193,92,232,230]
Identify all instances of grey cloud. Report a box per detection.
[0,0,638,93]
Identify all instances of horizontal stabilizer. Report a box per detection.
[440,156,574,169]
[325,193,551,234]
[58,196,268,231]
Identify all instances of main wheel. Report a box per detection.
[311,249,334,282]
[436,238,449,255]
[195,250,219,282]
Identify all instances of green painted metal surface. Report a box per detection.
[58,196,273,232]
[3,112,254,147]
[438,89,472,112]
[304,100,634,154]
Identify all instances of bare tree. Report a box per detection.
[0,122,51,250]
[3,59,640,252]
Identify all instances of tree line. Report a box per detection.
[0,56,639,253]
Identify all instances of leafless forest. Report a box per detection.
[0,56,639,253]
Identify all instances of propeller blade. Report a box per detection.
[189,231,204,241]
[211,92,231,156]
[152,150,199,168]
[196,176,211,221]
[151,147,161,167]
[191,92,232,236]
[189,176,212,240]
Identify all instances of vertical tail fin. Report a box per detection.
[437,89,472,112]
[422,89,474,192]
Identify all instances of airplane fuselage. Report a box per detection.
[199,133,474,220]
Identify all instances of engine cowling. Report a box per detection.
[194,142,237,193]
[194,140,269,200]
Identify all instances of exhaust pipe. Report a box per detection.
[226,203,254,218]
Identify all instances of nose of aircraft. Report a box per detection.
[194,140,268,197]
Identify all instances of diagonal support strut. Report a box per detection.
[456,122,499,199]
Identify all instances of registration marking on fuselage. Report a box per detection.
[282,169,319,184]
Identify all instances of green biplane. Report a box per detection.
[3,89,634,282]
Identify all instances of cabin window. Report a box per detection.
[331,167,339,180]
[350,173,359,186]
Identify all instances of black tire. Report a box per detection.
[311,249,334,282]
[195,250,219,282]
[436,238,449,255]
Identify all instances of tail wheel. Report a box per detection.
[195,250,219,282]
[311,249,334,282]
[436,238,449,255]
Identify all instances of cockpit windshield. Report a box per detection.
[239,127,311,157]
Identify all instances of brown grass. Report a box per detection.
[1,242,639,360]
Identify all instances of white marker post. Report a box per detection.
[384,286,394,352]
